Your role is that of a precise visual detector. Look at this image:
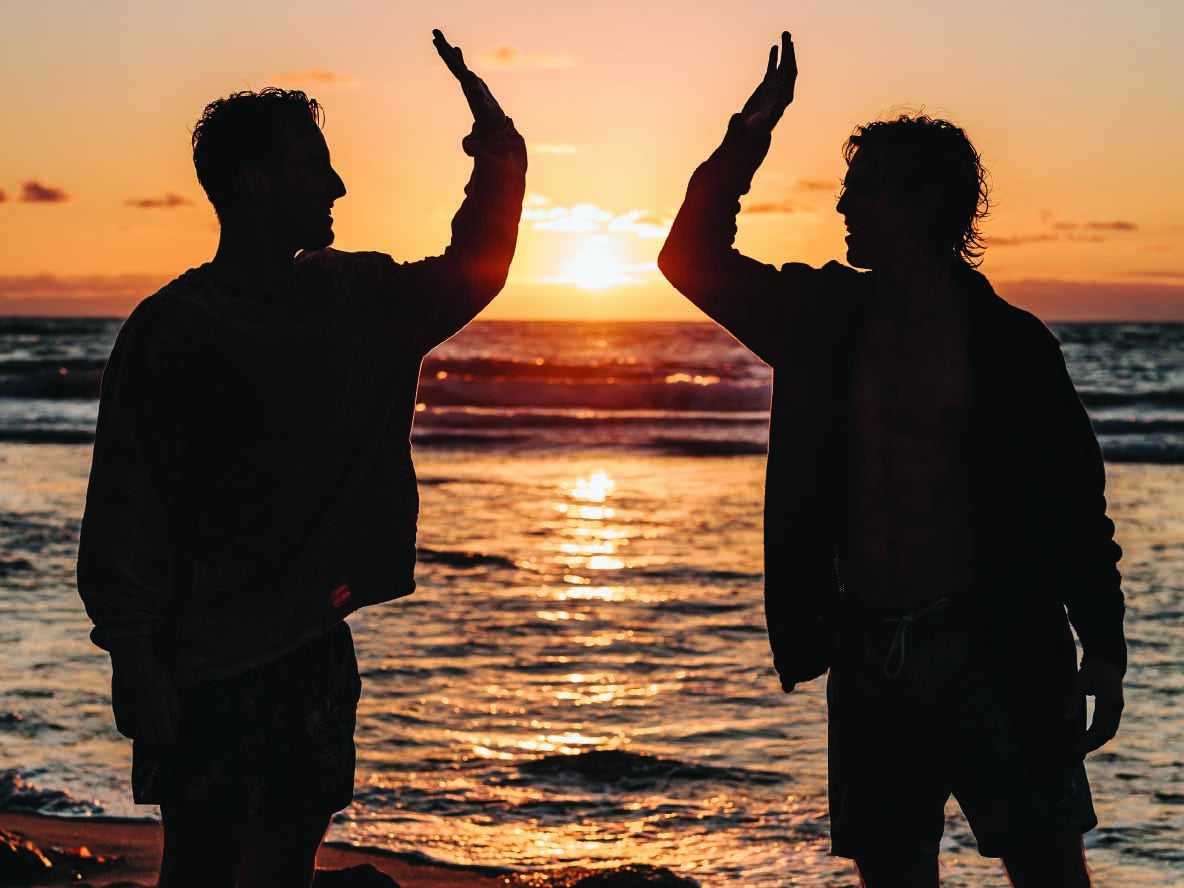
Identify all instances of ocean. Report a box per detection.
[1,317,1181,886]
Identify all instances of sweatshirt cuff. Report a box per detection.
[90,622,155,653]
[463,117,523,151]
[1078,620,1128,674]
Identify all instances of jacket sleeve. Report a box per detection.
[76,310,178,652]
[1034,331,1126,672]
[393,119,528,353]
[658,115,830,366]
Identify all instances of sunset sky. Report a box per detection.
[2,0,1181,319]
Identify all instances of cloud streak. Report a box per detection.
[796,179,836,193]
[989,215,1141,247]
[20,181,69,203]
[479,46,575,69]
[522,196,670,240]
[275,67,357,87]
[125,193,193,209]
[743,200,796,215]
[534,144,578,155]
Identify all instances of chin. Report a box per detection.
[845,247,875,270]
[301,227,336,252]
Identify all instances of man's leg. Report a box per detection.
[854,852,940,888]
[236,814,333,888]
[158,806,245,888]
[1002,833,1091,888]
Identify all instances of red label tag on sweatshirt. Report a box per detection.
[330,584,352,608]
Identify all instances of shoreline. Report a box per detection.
[0,811,657,888]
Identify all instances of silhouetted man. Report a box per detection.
[659,32,1124,888]
[77,30,525,888]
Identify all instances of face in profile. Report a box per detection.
[265,126,348,253]
[835,148,929,271]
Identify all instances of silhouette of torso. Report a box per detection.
[842,289,973,611]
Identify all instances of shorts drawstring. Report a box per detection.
[883,598,950,678]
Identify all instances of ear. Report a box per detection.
[239,165,273,202]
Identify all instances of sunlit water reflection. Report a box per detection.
[2,445,1181,886]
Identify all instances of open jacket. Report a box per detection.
[78,121,527,683]
[659,116,1125,770]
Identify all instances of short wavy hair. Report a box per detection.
[192,88,324,219]
[843,114,990,267]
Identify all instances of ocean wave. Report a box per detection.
[0,770,104,816]
[1079,389,1184,409]
[417,378,771,412]
[0,429,96,444]
[1098,439,1184,464]
[417,548,519,570]
[515,749,783,789]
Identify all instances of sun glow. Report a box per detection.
[554,236,633,291]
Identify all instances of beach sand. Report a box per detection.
[0,812,669,888]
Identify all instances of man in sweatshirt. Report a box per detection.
[659,32,1123,888]
[77,29,526,888]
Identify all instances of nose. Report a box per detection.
[835,187,849,216]
[331,167,347,200]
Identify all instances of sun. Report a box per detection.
[555,235,633,291]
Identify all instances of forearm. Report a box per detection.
[659,117,791,361]
[441,119,528,312]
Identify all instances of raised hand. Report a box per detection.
[739,31,797,138]
[432,28,508,134]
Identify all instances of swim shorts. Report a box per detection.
[132,621,361,816]
[826,602,1096,859]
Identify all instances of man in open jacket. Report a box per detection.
[77,30,526,888]
[658,32,1124,888]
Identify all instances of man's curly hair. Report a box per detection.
[843,114,990,267]
[192,88,324,219]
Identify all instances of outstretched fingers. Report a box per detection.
[432,28,469,81]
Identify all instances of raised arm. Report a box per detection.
[658,32,808,364]
[400,29,528,351]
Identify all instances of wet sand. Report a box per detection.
[0,812,615,887]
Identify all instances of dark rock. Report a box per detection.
[572,865,699,888]
[0,828,53,885]
[312,863,401,887]
[570,871,691,888]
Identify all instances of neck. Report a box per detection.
[211,223,299,290]
[873,252,960,318]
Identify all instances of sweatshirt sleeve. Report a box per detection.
[1035,332,1126,671]
[658,115,830,366]
[77,309,179,652]
[391,119,528,353]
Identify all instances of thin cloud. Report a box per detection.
[987,233,1061,247]
[0,273,171,315]
[522,196,670,239]
[796,179,836,192]
[275,67,356,86]
[0,188,6,203]
[743,200,796,215]
[534,144,578,155]
[479,46,575,69]
[1127,270,1184,279]
[1050,218,1138,232]
[20,181,69,203]
[995,278,1184,321]
[125,193,193,209]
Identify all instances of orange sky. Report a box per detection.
[2,1,1182,320]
